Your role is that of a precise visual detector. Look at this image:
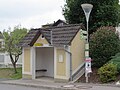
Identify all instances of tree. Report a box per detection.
[3,26,27,73]
[63,0,120,34]
[89,26,120,67]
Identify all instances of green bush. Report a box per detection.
[90,26,120,67]
[109,53,120,73]
[98,63,117,83]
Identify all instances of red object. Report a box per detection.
[85,58,91,62]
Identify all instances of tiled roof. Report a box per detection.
[42,19,67,28]
[19,29,40,47]
[52,19,67,26]
[19,24,84,47]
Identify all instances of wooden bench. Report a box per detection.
[36,69,47,72]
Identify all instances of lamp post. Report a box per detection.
[81,3,93,43]
[81,3,93,83]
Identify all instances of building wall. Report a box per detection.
[4,53,22,65]
[34,34,49,45]
[0,53,22,68]
[24,48,31,73]
[0,53,5,65]
[70,30,85,72]
[56,49,66,76]
[0,39,4,48]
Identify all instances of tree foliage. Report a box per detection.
[98,63,117,83]
[109,53,120,73]
[3,26,27,73]
[89,26,120,67]
[63,0,120,33]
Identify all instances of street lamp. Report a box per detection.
[81,3,93,43]
[81,3,93,83]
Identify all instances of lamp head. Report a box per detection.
[81,3,93,13]
[81,3,93,22]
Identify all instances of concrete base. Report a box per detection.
[54,78,69,83]
[35,76,54,83]
[22,74,32,79]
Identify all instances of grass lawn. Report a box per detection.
[0,68,22,79]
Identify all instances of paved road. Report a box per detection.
[89,86,120,90]
[73,84,120,90]
[0,84,48,90]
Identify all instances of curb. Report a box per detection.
[0,81,120,90]
[0,81,78,90]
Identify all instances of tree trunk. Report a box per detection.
[13,62,17,73]
[9,53,17,73]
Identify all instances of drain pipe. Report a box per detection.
[50,30,53,45]
[64,45,72,81]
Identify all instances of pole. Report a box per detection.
[86,73,88,83]
[86,20,89,44]
[64,46,72,81]
[50,31,53,45]
[81,3,93,83]
[70,53,72,81]
[86,20,89,83]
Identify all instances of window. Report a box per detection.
[41,35,45,39]
[0,42,2,48]
[0,55,4,63]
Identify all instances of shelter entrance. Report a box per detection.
[35,47,54,78]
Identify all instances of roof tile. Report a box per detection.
[19,24,84,47]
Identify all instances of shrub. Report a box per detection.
[109,53,120,73]
[90,26,120,67]
[98,63,117,83]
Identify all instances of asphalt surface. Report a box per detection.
[0,84,48,90]
[0,83,120,90]
[0,79,120,90]
[89,86,120,90]
[0,78,11,81]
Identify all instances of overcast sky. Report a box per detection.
[0,0,65,31]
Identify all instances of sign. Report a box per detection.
[34,43,43,47]
[85,51,89,57]
[85,62,92,73]
[85,43,89,57]
[80,29,87,40]
[85,57,92,75]
[85,43,89,50]
[85,57,91,62]
[58,55,64,62]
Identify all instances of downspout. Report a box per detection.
[64,45,72,81]
[50,30,53,45]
